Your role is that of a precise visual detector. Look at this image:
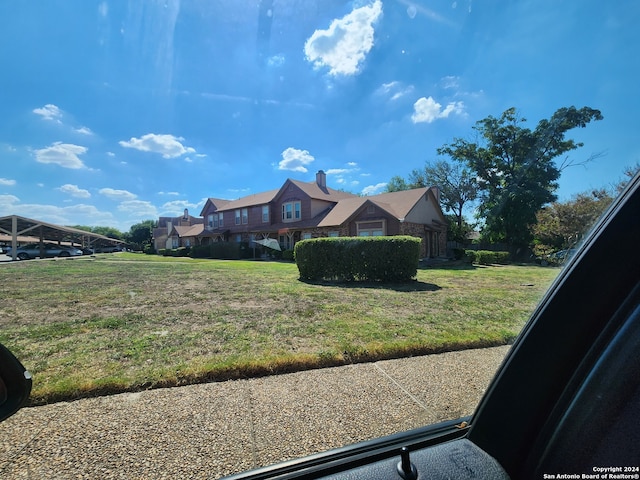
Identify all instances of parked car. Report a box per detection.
[94,245,122,253]
[5,243,83,260]
[80,247,95,255]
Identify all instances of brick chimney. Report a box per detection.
[316,170,326,188]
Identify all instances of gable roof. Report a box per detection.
[215,189,280,212]
[169,224,205,237]
[199,198,231,216]
[317,187,435,227]
[283,179,357,202]
[211,178,356,213]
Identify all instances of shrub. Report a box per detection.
[465,250,510,265]
[143,244,156,255]
[281,249,294,261]
[294,236,421,282]
[452,248,466,260]
[188,242,244,259]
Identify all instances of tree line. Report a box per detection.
[387,106,638,257]
[71,220,156,251]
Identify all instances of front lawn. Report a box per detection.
[0,254,559,404]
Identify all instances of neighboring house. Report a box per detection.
[198,171,447,258]
[152,209,204,251]
[167,223,205,249]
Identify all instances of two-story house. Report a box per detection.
[198,171,447,258]
[152,209,204,252]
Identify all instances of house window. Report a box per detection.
[282,201,301,221]
[213,214,219,228]
[328,231,339,237]
[207,214,214,229]
[218,212,223,228]
[262,205,269,223]
[302,233,312,240]
[242,208,248,224]
[235,234,242,243]
[367,205,375,214]
[279,235,292,250]
[357,220,385,237]
[235,210,241,225]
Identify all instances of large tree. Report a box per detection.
[438,106,603,250]
[533,189,613,255]
[125,220,157,250]
[407,160,478,229]
[385,175,411,193]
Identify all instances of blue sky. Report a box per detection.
[0,0,638,232]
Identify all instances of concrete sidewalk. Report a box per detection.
[0,346,509,479]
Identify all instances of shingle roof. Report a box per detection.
[285,179,357,202]
[216,189,280,211]
[199,198,231,216]
[317,187,430,227]
[171,224,205,237]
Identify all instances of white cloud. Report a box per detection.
[119,133,196,159]
[326,168,350,175]
[107,152,115,157]
[160,200,201,216]
[361,182,387,195]
[99,188,137,201]
[440,75,460,89]
[34,142,88,169]
[411,96,465,123]
[158,191,180,196]
[74,126,94,135]
[304,0,383,76]
[267,54,285,67]
[0,178,16,186]
[117,200,159,218]
[0,196,116,227]
[0,194,20,208]
[347,162,358,167]
[33,104,62,122]
[278,147,315,173]
[377,81,414,101]
[58,184,91,198]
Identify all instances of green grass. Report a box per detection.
[0,254,559,404]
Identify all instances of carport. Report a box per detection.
[0,215,124,261]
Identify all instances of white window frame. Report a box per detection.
[235,209,241,225]
[262,205,269,223]
[282,201,301,222]
[241,208,248,225]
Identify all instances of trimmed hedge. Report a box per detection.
[159,247,190,257]
[189,242,252,260]
[294,236,421,282]
[465,250,510,265]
